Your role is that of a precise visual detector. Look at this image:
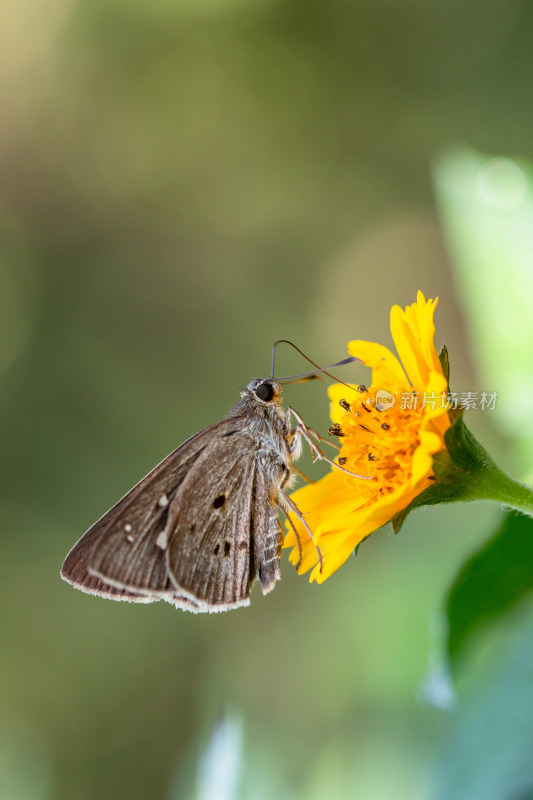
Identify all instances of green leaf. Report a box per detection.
[430,605,533,800]
[445,511,533,670]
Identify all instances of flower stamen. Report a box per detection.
[329,424,345,437]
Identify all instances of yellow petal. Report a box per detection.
[409,443,435,487]
[390,293,442,389]
[347,340,408,387]
[328,382,360,425]
[310,537,361,583]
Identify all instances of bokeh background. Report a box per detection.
[2,2,533,799]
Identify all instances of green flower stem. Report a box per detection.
[445,415,533,515]
[473,466,533,518]
[393,414,533,532]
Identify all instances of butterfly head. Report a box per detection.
[244,378,283,405]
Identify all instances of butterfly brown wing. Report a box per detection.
[250,467,283,596]
[61,418,247,601]
[166,431,283,611]
[60,522,159,603]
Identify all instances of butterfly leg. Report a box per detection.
[283,409,338,452]
[290,465,315,484]
[277,488,323,572]
[306,427,341,451]
[287,407,375,481]
[279,501,302,568]
[285,410,337,459]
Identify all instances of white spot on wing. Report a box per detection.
[158,494,169,508]
[126,535,134,543]
[156,530,167,550]
[124,523,132,532]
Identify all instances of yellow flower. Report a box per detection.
[285,291,451,583]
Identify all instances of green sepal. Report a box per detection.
[391,470,464,533]
[438,344,462,424]
[443,412,496,473]
[352,532,371,558]
[438,345,450,386]
[392,414,533,533]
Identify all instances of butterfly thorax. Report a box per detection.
[227,378,291,470]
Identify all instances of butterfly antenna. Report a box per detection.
[271,340,360,392]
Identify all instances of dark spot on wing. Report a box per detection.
[214,544,220,555]
[224,541,231,557]
[239,540,248,550]
[213,494,226,509]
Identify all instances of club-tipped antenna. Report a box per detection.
[271,340,360,391]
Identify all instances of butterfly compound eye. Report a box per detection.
[255,382,275,402]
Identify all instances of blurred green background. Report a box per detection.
[2,1,533,798]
